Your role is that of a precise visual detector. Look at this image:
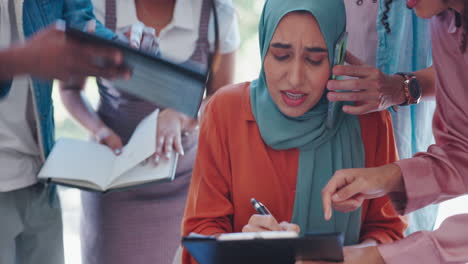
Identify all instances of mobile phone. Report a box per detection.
[326,31,348,129]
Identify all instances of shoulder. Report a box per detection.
[201,82,251,138]
[206,82,251,116]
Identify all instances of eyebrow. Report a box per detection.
[270,42,327,53]
[305,47,327,53]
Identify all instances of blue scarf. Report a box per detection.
[250,0,365,245]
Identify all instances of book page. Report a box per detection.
[108,153,178,189]
[110,109,159,183]
[38,138,114,190]
[50,178,104,192]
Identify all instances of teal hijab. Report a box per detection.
[250,0,365,245]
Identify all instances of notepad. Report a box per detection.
[38,109,178,192]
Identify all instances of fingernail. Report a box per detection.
[325,211,331,221]
[165,151,172,159]
[154,155,160,164]
[332,194,340,201]
[114,149,121,155]
[180,149,185,156]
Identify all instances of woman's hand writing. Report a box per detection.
[242,214,300,233]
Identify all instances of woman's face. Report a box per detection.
[264,12,330,118]
[407,0,457,19]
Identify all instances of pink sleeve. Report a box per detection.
[392,111,468,215]
[378,214,468,264]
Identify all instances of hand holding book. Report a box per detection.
[38,109,179,192]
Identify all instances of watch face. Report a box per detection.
[409,78,422,99]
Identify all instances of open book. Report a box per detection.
[38,109,178,192]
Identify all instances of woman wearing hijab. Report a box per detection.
[181,0,406,263]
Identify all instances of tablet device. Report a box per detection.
[66,27,208,118]
[182,232,344,264]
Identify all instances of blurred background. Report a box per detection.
[54,1,468,263]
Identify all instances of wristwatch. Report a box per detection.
[395,72,422,106]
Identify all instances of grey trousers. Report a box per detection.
[0,183,64,264]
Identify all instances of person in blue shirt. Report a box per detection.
[328,0,437,235]
[0,1,127,263]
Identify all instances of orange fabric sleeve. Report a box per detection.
[181,94,234,264]
[359,111,408,244]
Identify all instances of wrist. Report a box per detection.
[384,163,404,193]
[92,125,111,142]
[0,44,29,80]
[90,122,108,137]
[390,74,406,106]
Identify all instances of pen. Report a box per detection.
[251,198,272,215]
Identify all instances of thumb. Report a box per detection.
[332,180,365,203]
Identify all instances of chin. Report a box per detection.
[277,105,307,118]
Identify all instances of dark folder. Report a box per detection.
[66,27,208,118]
[182,233,344,264]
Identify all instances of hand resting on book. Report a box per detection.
[150,108,198,166]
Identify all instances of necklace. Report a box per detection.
[356,0,377,6]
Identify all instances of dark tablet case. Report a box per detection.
[66,27,207,118]
[182,232,344,264]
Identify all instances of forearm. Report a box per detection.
[414,66,435,100]
[0,44,29,81]
[59,82,105,135]
[395,145,468,214]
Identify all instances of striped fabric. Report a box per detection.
[104,0,116,32]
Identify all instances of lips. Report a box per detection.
[281,90,307,107]
[406,0,418,9]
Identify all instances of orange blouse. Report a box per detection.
[182,82,407,263]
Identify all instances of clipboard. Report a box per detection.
[66,27,208,118]
[182,232,344,264]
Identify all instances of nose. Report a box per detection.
[287,58,305,88]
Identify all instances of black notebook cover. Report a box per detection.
[66,27,208,118]
[182,233,344,264]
